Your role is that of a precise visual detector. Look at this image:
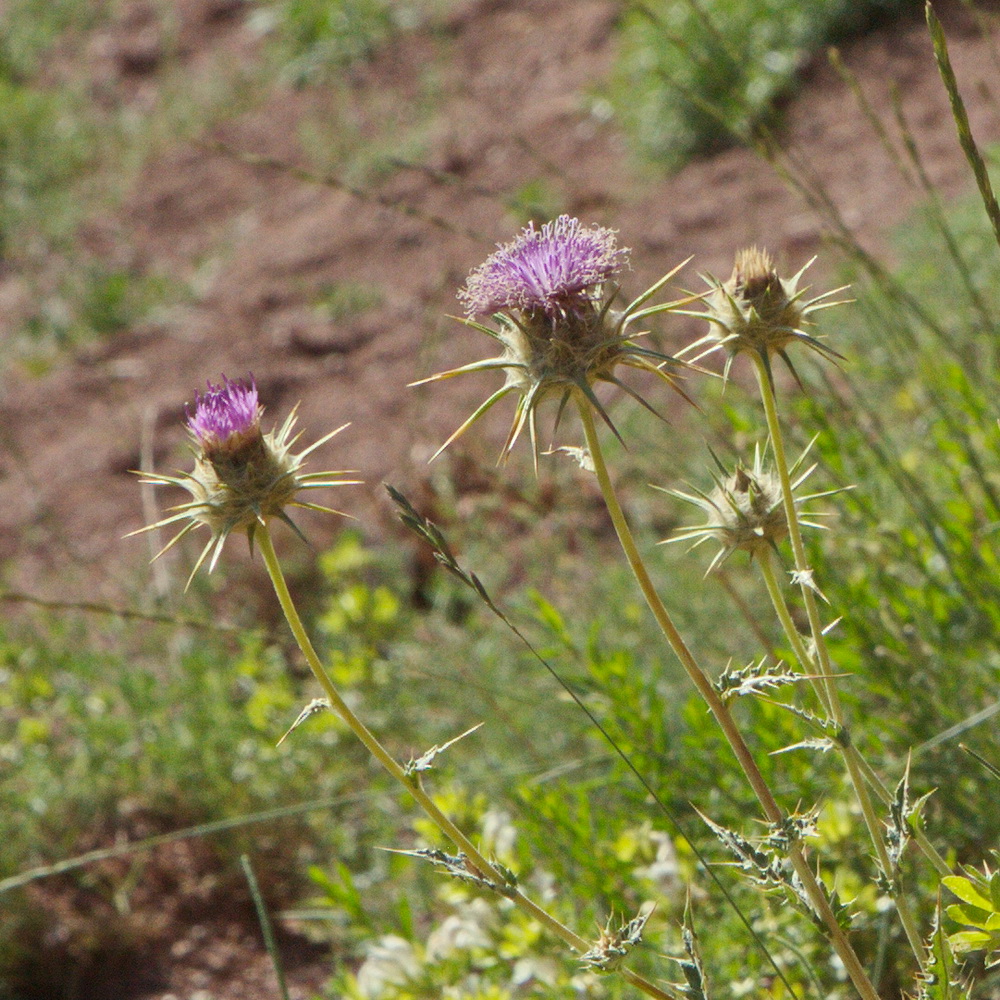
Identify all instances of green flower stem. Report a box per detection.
[576,398,880,1000]
[758,549,927,965]
[758,549,949,880]
[256,526,673,1000]
[757,548,831,713]
[751,355,926,967]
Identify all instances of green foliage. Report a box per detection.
[0,0,105,82]
[944,860,1000,967]
[0,78,96,255]
[0,1,111,255]
[918,906,968,1000]
[0,541,427,985]
[611,0,919,168]
[777,165,1000,858]
[267,0,434,85]
[313,280,385,321]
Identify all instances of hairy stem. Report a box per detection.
[256,525,673,1000]
[576,397,880,1000]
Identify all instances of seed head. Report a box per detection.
[658,443,834,573]
[680,247,848,387]
[415,215,693,465]
[130,375,357,587]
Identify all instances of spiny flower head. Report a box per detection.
[415,215,693,465]
[657,442,835,573]
[130,375,357,587]
[680,247,848,387]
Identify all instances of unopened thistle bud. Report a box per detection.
[413,215,692,465]
[681,247,848,386]
[130,375,357,586]
[658,443,835,573]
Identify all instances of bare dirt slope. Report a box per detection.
[2,0,999,609]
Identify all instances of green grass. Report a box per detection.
[264,0,455,86]
[610,0,921,168]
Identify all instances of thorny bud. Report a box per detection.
[414,215,693,466]
[658,442,836,573]
[580,904,654,973]
[129,375,357,587]
[681,246,848,386]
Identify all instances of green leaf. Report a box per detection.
[948,929,992,951]
[920,905,962,1000]
[943,875,994,912]
[946,903,991,930]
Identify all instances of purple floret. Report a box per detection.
[187,375,261,446]
[459,215,629,318]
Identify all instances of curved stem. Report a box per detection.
[752,355,927,967]
[256,525,673,1000]
[577,400,779,815]
[576,398,880,1000]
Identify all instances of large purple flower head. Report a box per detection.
[132,374,356,587]
[459,215,629,319]
[416,217,693,466]
[186,375,262,457]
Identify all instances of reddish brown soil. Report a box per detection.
[3,1,1000,997]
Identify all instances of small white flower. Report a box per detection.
[425,898,497,963]
[481,808,517,859]
[355,935,420,999]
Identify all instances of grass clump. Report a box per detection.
[611,0,920,168]
[265,0,445,85]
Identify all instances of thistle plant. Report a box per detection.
[658,442,834,575]
[419,219,891,1000]
[680,245,848,387]
[133,374,674,1000]
[688,247,947,966]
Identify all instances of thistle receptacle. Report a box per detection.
[413,215,693,465]
[679,246,849,387]
[130,375,358,586]
[657,442,837,574]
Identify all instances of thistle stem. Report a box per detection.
[256,525,673,1000]
[751,355,927,968]
[576,398,880,1000]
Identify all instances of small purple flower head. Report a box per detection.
[132,374,357,587]
[186,375,262,457]
[459,215,629,319]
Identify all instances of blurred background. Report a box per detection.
[3,1,1000,998]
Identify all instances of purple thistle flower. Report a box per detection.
[459,215,629,318]
[132,373,357,587]
[186,375,261,453]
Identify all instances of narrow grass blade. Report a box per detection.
[0,793,377,895]
[927,2,1000,252]
[242,854,290,1000]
